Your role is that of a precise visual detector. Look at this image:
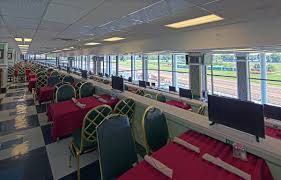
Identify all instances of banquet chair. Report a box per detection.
[197,105,207,116]
[156,93,166,102]
[75,81,84,98]
[8,66,14,82]
[50,71,59,76]
[47,76,60,86]
[68,105,112,180]
[55,84,76,103]
[62,75,74,84]
[136,89,144,96]
[79,82,95,98]
[18,67,25,82]
[59,74,65,81]
[97,114,138,180]
[33,74,48,101]
[114,98,135,125]
[144,94,153,99]
[142,106,170,154]
[36,71,47,77]
[102,79,110,84]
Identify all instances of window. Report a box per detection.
[248,53,261,103]
[89,56,94,72]
[82,56,87,70]
[134,54,143,81]
[119,55,131,79]
[147,54,158,86]
[208,54,237,98]
[175,54,189,89]
[110,55,117,76]
[159,54,172,89]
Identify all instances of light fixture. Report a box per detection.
[212,48,254,52]
[103,37,125,42]
[15,38,23,42]
[18,44,29,47]
[85,42,100,46]
[165,14,223,29]
[24,38,32,42]
[69,47,74,49]
[63,48,71,51]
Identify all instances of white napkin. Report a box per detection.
[92,95,100,99]
[72,98,86,109]
[144,155,173,179]
[202,153,251,180]
[265,118,281,130]
[98,98,108,103]
[172,137,200,153]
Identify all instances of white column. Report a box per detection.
[260,53,268,104]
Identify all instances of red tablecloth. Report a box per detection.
[27,73,36,81]
[38,86,55,103]
[28,78,37,92]
[25,69,31,76]
[47,96,118,140]
[266,127,281,140]
[165,100,192,110]
[118,130,273,180]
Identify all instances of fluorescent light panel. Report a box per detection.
[165,14,223,29]
[24,38,32,42]
[85,42,100,46]
[103,37,125,42]
[18,44,29,47]
[15,38,23,42]
[212,48,254,52]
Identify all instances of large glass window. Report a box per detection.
[147,54,159,86]
[110,55,117,76]
[159,54,172,89]
[248,53,261,103]
[119,55,131,79]
[134,54,143,81]
[208,54,238,98]
[89,56,94,72]
[175,54,189,89]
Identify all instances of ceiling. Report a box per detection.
[1,0,281,55]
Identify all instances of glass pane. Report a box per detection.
[119,55,131,79]
[147,55,158,86]
[111,56,117,76]
[159,54,172,89]
[248,53,261,103]
[134,55,143,81]
[175,54,189,89]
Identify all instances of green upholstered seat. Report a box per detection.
[142,106,169,154]
[55,84,76,102]
[47,76,60,86]
[114,98,135,124]
[136,89,144,96]
[50,71,59,76]
[97,114,137,180]
[79,82,95,98]
[62,75,74,84]
[72,128,96,152]
[144,94,153,99]
[156,93,166,102]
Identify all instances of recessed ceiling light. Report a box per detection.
[63,48,71,51]
[165,14,223,29]
[15,38,23,42]
[103,37,125,42]
[84,42,100,46]
[24,38,32,42]
[18,44,29,47]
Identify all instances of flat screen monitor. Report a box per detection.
[81,70,87,79]
[169,86,176,92]
[264,104,281,121]
[146,81,150,87]
[128,77,132,82]
[139,80,146,88]
[179,88,192,99]
[151,82,156,87]
[208,95,265,139]
[98,73,103,77]
[112,76,124,92]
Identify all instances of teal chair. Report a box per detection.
[79,82,95,98]
[156,93,166,102]
[33,74,48,100]
[62,75,74,84]
[50,71,59,76]
[55,84,76,102]
[47,76,60,86]
[114,98,135,125]
[136,89,144,96]
[142,106,169,154]
[75,81,83,98]
[69,105,112,180]
[144,94,153,99]
[97,114,138,180]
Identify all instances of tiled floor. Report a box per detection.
[0,81,145,180]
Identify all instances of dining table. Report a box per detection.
[165,100,192,110]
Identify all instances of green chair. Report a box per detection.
[197,105,207,116]
[33,74,48,100]
[144,94,153,99]
[156,93,166,102]
[55,84,76,102]
[142,106,169,154]
[97,114,138,180]
[114,98,135,125]
[8,66,14,82]
[36,71,47,77]
[68,105,112,180]
[18,67,25,81]
[75,81,83,98]
[62,75,74,84]
[136,89,144,96]
[47,76,60,86]
[50,71,59,76]
[59,74,65,81]
[79,82,95,98]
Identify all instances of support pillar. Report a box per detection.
[236,52,249,101]
[260,53,268,104]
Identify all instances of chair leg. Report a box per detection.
[77,153,80,180]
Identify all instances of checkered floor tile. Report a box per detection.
[0,82,145,180]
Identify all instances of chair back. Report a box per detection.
[97,114,137,180]
[144,94,152,99]
[80,105,112,152]
[136,89,144,96]
[197,105,207,116]
[142,106,169,154]
[75,81,84,97]
[50,71,59,76]
[55,84,76,102]
[79,82,95,98]
[8,67,14,78]
[114,98,135,124]
[59,74,65,81]
[156,93,166,102]
[37,71,47,77]
[63,75,74,84]
[35,74,48,94]
[47,76,60,86]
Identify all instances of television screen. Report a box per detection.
[208,95,265,138]
[169,86,176,92]
[112,76,124,92]
[128,77,132,82]
[146,81,150,87]
[151,82,156,87]
[98,73,103,77]
[139,80,146,88]
[264,104,281,121]
[81,70,87,79]
[179,88,192,99]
